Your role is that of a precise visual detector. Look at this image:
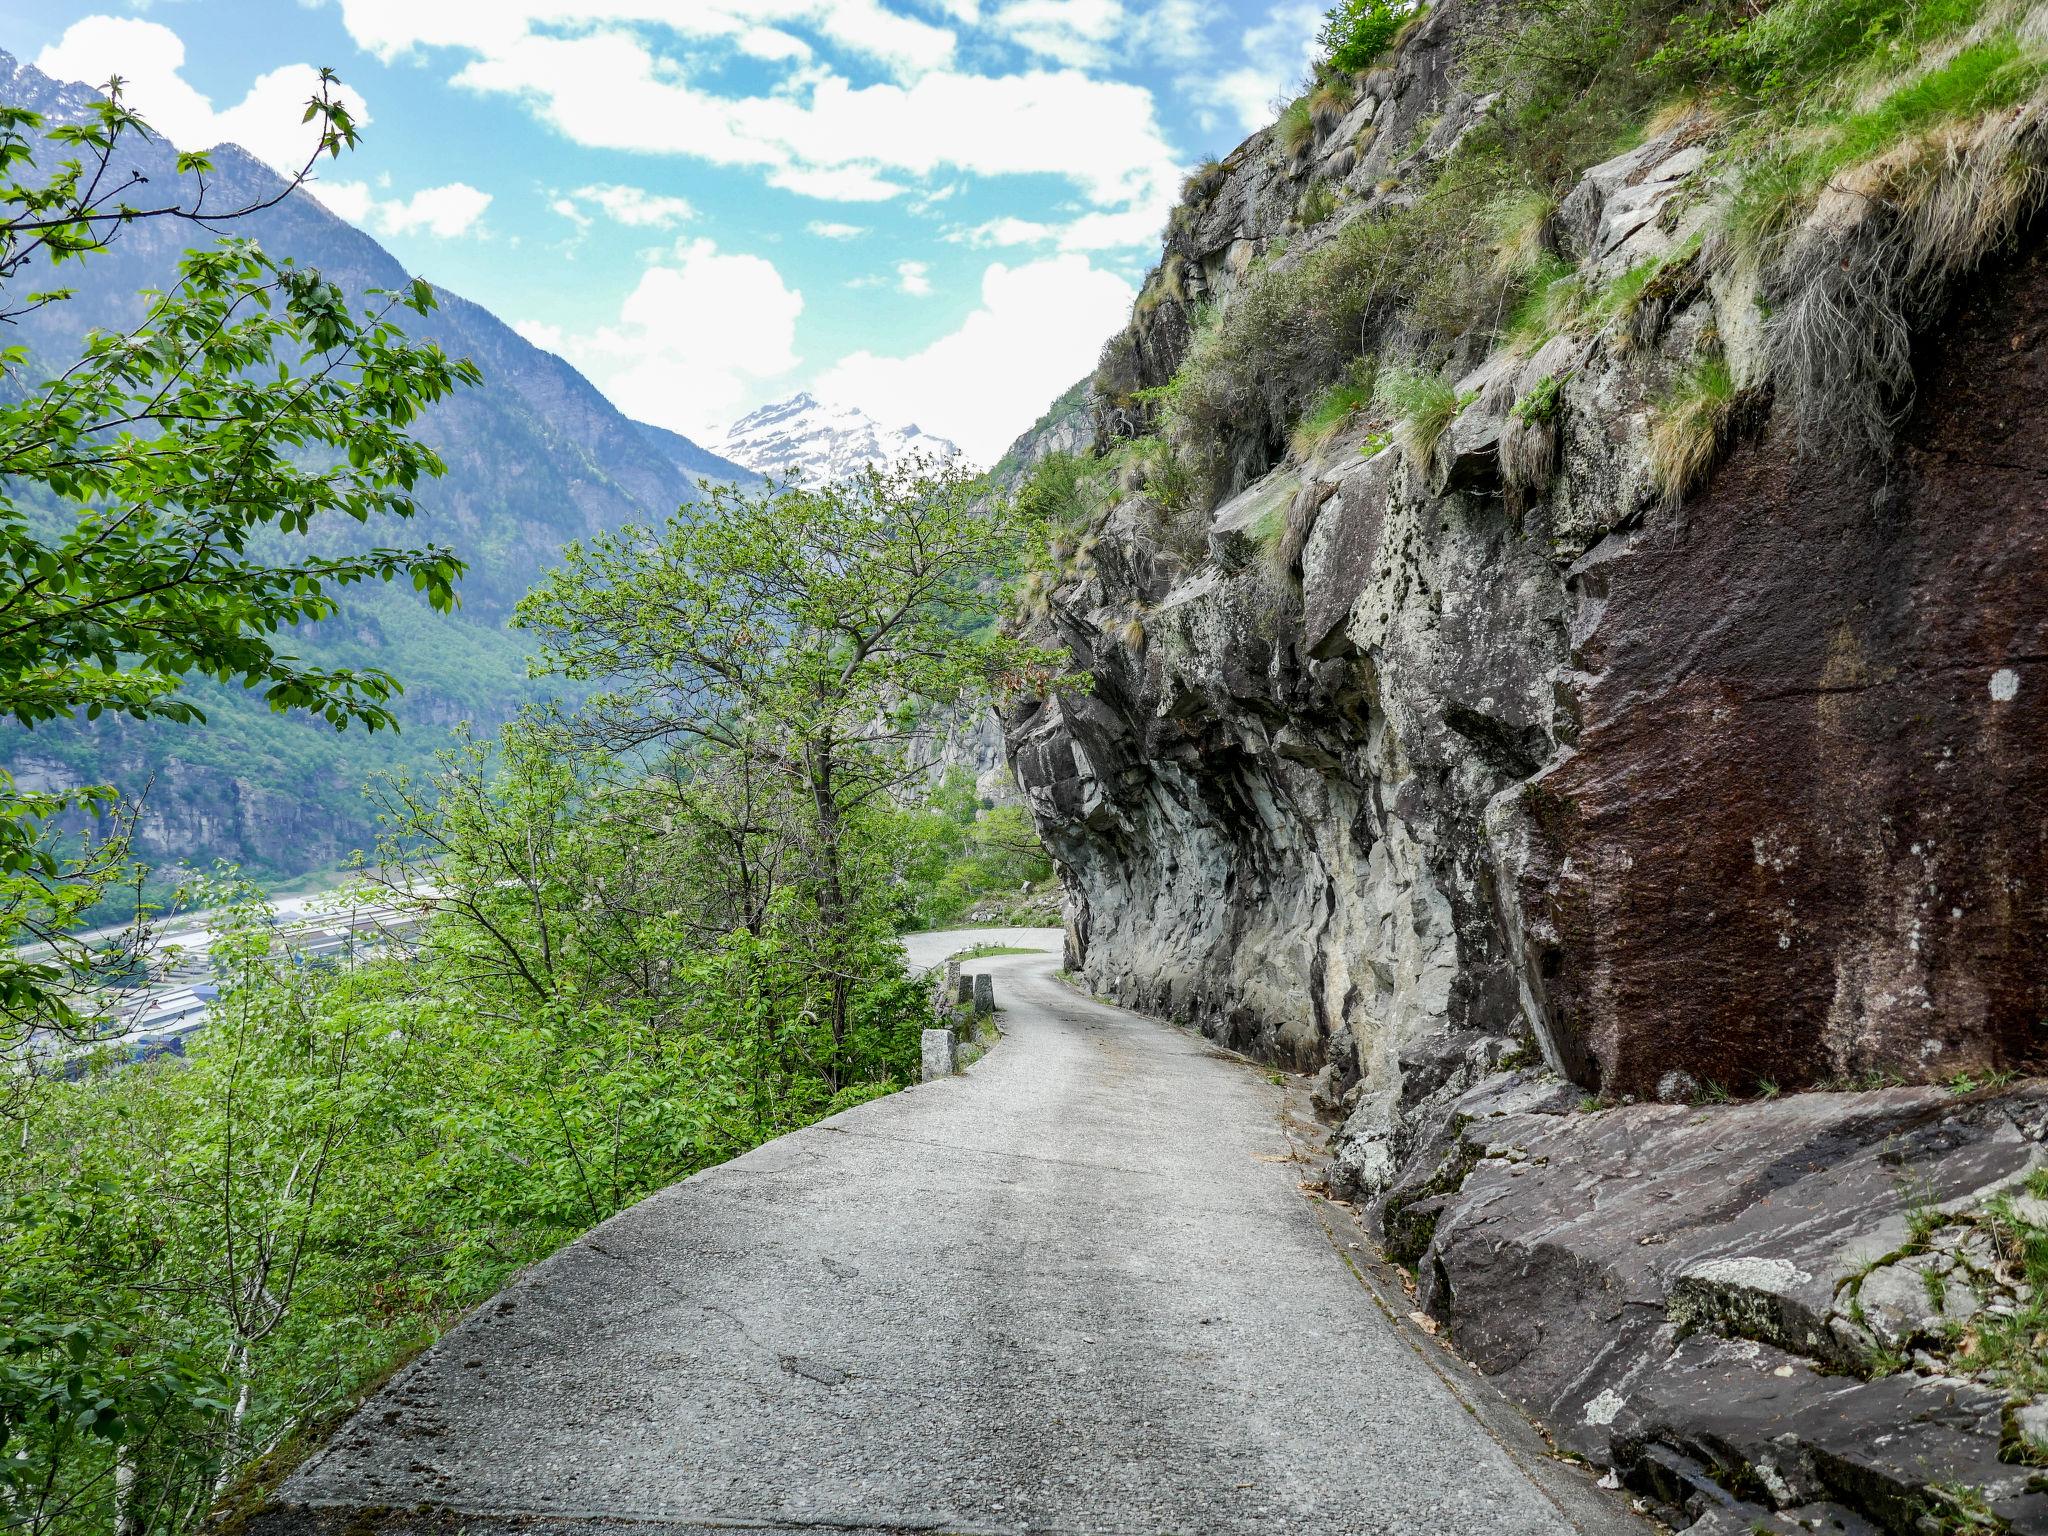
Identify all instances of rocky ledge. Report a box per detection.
[1359,1071,2048,1530]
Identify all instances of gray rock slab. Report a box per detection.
[264,944,1641,1536]
[1420,1085,2048,1459]
[1617,1336,2048,1530]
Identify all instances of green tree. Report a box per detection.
[1318,0,1418,75]
[515,458,1064,1085]
[0,76,479,1057]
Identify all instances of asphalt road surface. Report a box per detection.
[256,931,1643,1536]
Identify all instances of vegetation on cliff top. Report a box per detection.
[1116,0,2048,513]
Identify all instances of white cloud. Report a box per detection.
[561,182,696,227]
[807,220,868,239]
[816,254,1131,462]
[949,216,1057,247]
[737,26,811,62]
[993,0,1121,68]
[896,259,933,296]
[767,164,909,202]
[322,4,1182,252]
[35,17,371,173]
[1201,3,1322,133]
[514,318,566,352]
[526,238,804,441]
[992,0,1208,68]
[333,1,955,79]
[317,179,493,238]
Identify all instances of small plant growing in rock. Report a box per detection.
[1181,157,1225,203]
[1512,372,1566,424]
[1374,364,1460,472]
[1648,354,1736,504]
[1298,180,1340,227]
[1505,253,1587,351]
[1923,1479,2003,1532]
[1279,96,1318,158]
[1309,71,1359,129]
[1291,358,1378,456]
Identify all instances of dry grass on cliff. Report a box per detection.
[1752,59,2048,450]
[1648,355,1736,502]
[1375,365,1461,473]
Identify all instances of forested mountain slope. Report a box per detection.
[0,50,756,887]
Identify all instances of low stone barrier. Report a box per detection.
[920,1027,957,1082]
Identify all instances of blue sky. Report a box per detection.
[4,1,1327,460]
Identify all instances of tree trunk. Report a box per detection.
[114,1448,143,1536]
[212,1340,251,1500]
[806,742,850,1093]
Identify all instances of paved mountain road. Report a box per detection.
[255,931,1643,1536]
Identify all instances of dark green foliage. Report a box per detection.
[1512,372,1567,424]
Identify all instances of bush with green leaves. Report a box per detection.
[1318,0,1417,75]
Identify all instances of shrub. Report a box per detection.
[1319,0,1419,75]
[1298,180,1340,226]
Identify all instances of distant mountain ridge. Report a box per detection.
[719,393,961,483]
[0,49,756,889]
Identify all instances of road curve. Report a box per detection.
[256,932,1642,1536]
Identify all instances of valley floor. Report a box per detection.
[245,934,1640,1536]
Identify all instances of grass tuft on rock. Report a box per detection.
[1375,365,1461,471]
[1649,354,1736,502]
[1290,359,1379,456]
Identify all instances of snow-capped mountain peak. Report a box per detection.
[716,393,962,483]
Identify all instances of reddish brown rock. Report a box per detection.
[1521,245,2048,1096]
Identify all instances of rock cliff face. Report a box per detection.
[1004,6,2048,1526]
[1008,0,2048,1172]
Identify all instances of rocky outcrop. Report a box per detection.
[1009,42,2048,1157]
[1509,250,2048,1098]
[1373,1073,2048,1532]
